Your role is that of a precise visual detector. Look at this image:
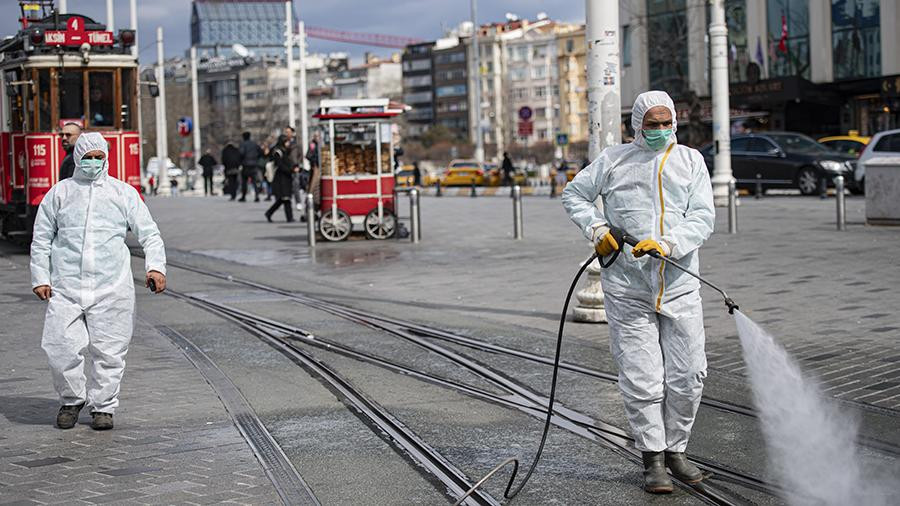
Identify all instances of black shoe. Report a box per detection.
[254,198,260,202]
[665,451,704,483]
[642,452,673,493]
[56,403,84,429]
[238,198,246,202]
[286,218,296,223]
[90,412,114,431]
[300,215,307,223]
[264,212,273,223]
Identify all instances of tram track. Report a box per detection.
[148,257,795,505]
[153,253,900,459]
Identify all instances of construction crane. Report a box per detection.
[305,26,424,49]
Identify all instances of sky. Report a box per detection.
[1,0,585,64]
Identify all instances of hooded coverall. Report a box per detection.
[562,91,715,453]
[30,132,167,414]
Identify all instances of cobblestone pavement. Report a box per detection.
[0,254,282,505]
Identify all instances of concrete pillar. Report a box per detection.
[687,0,709,95]
[881,0,900,75]
[809,0,834,83]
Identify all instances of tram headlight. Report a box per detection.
[119,30,136,47]
[80,42,92,63]
[30,30,43,46]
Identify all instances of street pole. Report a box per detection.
[129,0,137,58]
[156,26,169,195]
[59,0,66,14]
[298,20,309,169]
[470,0,484,164]
[285,0,296,128]
[191,46,201,177]
[709,0,733,207]
[106,0,114,32]
[585,0,621,161]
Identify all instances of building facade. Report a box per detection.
[401,42,435,138]
[432,38,470,140]
[557,26,588,145]
[333,55,402,102]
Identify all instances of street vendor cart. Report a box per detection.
[313,98,403,241]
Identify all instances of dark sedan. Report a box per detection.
[701,132,857,195]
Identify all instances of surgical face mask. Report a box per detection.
[643,128,673,151]
[79,158,106,179]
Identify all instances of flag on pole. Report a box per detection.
[778,14,788,53]
[755,37,764,66]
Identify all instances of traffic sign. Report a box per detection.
[44,16,114,47]
[518,106,533,121]
[177,117,193,137]
[517,121,533,137]
[556,133,569,146]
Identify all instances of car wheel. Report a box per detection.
[796,167,819,195]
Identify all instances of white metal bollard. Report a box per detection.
[512,185,523,240]
[728,178,738,234]
[835,175,846,231]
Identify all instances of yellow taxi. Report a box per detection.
[440,159,487,186]
[395,164,417,188]
[818,131,870,157]
[486,165,526,186]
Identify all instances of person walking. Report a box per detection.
[306,132,322,213]
[58,122,82,181]
[501,152,514,187]
[198,149,217,196]
[264,133,297,223]
[562,91,714,494]
[238,131,262,202]
[221,142,241,200]
[30,132,167,431]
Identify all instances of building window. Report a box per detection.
[532,65,547,79]
[566,39,574,54]
[512,88,529,100]
[534,86,547,98]
[403,75,432,87]
[552,84,559,96]
[622,25,632,67]
[403,59,431,71]
[647,0,689,98]
[536,107,547,118]
[435,51,466,64]
[766,0,810,79]
[508,45,528,62]
[509,68,527,81]
[404,91,433,104]
[832,0,881,80]
[435,84,466,97]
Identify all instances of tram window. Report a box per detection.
[121,69,135,130]
[87,72,114,127]
[58,71,84,124]
[6,70,25,131]
[38,69,51,132]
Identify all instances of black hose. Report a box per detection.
[453,253,598,505]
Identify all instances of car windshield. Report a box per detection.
[767,134,829,154]
[450,161,478,169]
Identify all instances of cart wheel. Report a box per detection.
[364,209,397,240]
[320,209,352,241]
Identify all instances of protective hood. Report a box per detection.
[73,132,109,180]
[631,91,678,150]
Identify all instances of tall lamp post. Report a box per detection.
[709,0,733,207]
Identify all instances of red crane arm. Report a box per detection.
[305,26,424,49]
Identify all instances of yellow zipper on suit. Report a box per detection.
[655,143,676,312]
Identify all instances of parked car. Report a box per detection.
[440,159,487,186]
[818,131,870,157]
[701,132,857,195]
[855,128,900,194]
[395,164,418,188]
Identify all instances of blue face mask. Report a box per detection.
[79,158,106,179]
[643,128,673,151]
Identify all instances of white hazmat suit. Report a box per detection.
[562,91,715,453]
[30,132,166,414]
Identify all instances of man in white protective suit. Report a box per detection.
[30,132,167,431]
[562,91,715,493]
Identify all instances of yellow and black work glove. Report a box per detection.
[595,231,620,257]
[632,239,667,258]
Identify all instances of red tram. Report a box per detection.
[0,2,140,238]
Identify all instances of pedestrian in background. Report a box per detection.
[238,131,262,202]
[306,132,322,212]
[198,149,217,196]
[264,133,297,223]
[501,152,514,187]
[221,142,241,200]
[413,161,422,187]
[30,132,167,431]
[58,122,82,181]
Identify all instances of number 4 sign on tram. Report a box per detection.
[44,17,114,47]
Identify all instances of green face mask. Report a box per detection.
[79,158,106,179]
[643,128,673,151]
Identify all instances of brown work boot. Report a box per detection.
[642,451,673,493]
[665,451,704,483]
[90,412,114,431]
[55,403,84,429]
